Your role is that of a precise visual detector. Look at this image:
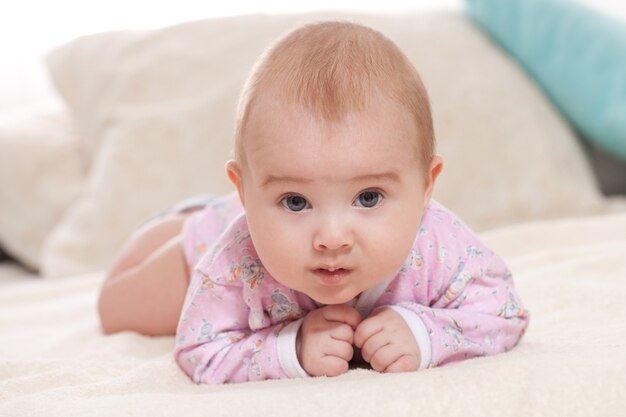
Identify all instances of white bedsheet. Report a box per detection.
[1,211,625,417]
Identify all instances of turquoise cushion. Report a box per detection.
[466,0,626,162]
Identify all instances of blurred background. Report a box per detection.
[2,0,624,113]
[1,0,466,112]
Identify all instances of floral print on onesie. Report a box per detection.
[175,192,529,384]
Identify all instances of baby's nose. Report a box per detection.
[312,216,354,252]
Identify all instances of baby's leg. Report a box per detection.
[97,215,191,336]
[107,215,187,278]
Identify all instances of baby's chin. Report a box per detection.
[307,289,360,306]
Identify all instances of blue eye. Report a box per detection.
[355,191,382,208]
[281,195,310,212]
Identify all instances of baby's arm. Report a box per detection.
[391,253,529,369]
[174,271,307,384]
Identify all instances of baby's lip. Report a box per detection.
[311,266,353,286]
[313,264,352,272]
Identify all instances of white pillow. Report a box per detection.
[41,12,607,277]
[0,102,84,269]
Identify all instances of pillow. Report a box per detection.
[466,0,626,162]
[0,102,84,270]
[41,12,607,277]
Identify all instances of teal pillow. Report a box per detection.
[466,0,626,162]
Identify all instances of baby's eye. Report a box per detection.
[354,191,383,208]
[280,195,310,212]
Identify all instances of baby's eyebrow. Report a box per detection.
[351,171,401,183]
[261,175,313,187]
[261,171,400,187]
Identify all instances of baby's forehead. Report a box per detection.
[247,87,416,132]
[242,94,422,169]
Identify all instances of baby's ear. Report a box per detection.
[424,155,443,207]
[225,160,245,207]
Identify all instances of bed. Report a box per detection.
[1,2,626,416]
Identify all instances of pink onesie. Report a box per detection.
[175,192,529,384]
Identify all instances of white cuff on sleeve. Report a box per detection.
[276,318,309,378]
[387,305,432,370]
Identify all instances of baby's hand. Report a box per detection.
[297,305,361,377]
[354,307,421,373]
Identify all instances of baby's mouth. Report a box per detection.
[312,267,352,285]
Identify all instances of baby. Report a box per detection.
[97,21,529,384]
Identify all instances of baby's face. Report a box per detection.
[229,94,440,305]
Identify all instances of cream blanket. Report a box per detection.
[1,211,625,416]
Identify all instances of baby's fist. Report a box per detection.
[297,305,361,377]
[354,307,421,373]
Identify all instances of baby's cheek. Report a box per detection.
[256,234,304,283]
[370,230,414,273]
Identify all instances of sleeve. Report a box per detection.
[390,252,529,369]
[174,268,307,384]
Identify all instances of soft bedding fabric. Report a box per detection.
[1,212,625,416]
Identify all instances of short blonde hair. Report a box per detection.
[234,21,435,169]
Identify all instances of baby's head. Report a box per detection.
[227,21,443,305]
[234,20,435,172]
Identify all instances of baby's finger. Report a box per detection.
[368,344,400,373]
[359,328,390,363]
[330,322,355,344]
[384,354,419,374]
[319,355,350,377]
[353,316,384,348]
[323,340,354,362]
[321,305,362,329]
